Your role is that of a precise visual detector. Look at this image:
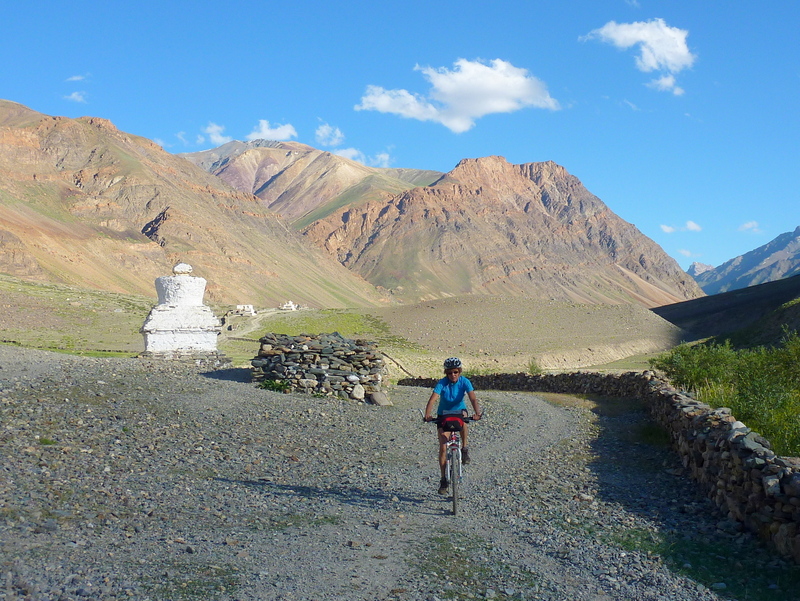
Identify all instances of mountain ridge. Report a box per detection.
[0,100,384,308]
[180,141,442,228]
[300,155,702,306]
[1,100,703,309]
[692,226,800,294]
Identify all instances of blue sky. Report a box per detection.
[2,1,798,270]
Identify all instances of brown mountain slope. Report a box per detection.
[303,156,703,306]
[0,100,384,308]
[652,272,800,343]
[180,141,442,229]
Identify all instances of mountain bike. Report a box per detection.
[423,412,475,516]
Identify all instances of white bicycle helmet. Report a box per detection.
[443,357,462,370]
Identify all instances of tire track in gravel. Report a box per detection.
[236,385,582,600]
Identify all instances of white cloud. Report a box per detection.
[334,148,392,168]
[196,134,205,145]
[64,91,87,103]
[66,74,86,82]
[355,58,559,133]
[246,120,297,141]
[153,138,166,148]
[583,18,696,94]
[335,148,366,162]
[677,249,693,257]
[202,122,232,145]
[316,123,345,147]
[176,131,188,145]
[739,221,763,233]
[661,221,701,233]
[648,74,685,96]
[370,152,391,168]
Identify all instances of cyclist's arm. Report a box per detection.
[468,390,482,419]
[424,392,439,421]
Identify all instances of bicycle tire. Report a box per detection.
[450,450,460,516]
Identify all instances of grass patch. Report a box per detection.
[527,357,543,375]
[257,379,291,393]
[267,513,343,531]
[603,527,800,600]
[142,561,240,600]
[650,331,800,455]
[584,353,659,372]
[0,273,152,355]
[413,530,539,599]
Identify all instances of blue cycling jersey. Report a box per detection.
[433,376,474,415]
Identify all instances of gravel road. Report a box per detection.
[0,347,791,600]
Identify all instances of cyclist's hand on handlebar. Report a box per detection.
[423,414,434,422]
[473,411,483,420]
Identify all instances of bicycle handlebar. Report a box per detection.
[417,408,484,422]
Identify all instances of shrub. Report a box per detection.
[258,379,291,393]
[527,357,543,375]
[650,333,800,455]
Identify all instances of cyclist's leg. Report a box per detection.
[437,428,448,478]
[461,422,469,449]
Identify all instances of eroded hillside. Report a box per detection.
[0,101,384,308]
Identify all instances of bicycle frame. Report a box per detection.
[444,430,462,485]
[421,411,475,516]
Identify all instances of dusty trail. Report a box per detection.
[0,347,761,600]
[235,388,579,600]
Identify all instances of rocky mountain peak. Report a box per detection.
[302,156,703,305]
[687,262,714,277]
[76,116,119,132]
[692,226,800,294]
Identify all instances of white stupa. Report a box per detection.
[140,263,222,357]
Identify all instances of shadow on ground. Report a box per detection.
[214,477,441,516]
[581,395,800,600]
[200,367,253,383]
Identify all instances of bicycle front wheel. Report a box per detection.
[450,450,460,516]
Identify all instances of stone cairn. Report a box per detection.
[401,370,800,564]
[140,263,227,365]
[251,332,390,404]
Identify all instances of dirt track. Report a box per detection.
[1,346,752,600]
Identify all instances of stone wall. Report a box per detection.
[399,371,800,563]
[251,333,388,403]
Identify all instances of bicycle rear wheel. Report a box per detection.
[450,450,460,516]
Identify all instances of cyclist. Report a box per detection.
[423,357,482,494]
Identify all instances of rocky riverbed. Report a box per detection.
[1,346,796,600]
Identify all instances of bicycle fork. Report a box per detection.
[446,442,462,483]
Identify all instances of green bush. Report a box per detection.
[650,332,800,455]
[257,379,291,393]
[527,357,543,375]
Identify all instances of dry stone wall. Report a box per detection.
[399,371,800,564]
[251,333,388,404]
